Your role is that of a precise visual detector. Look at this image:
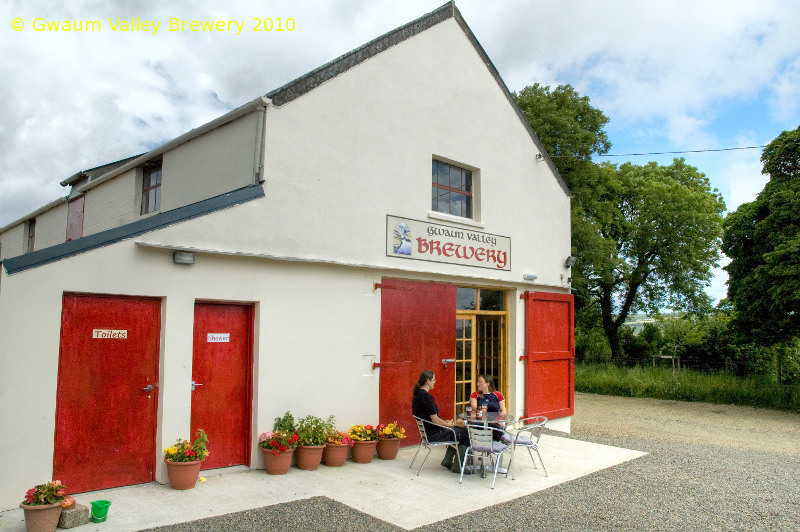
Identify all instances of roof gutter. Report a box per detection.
[78,95,272,193]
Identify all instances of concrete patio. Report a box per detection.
[0,433,646,531]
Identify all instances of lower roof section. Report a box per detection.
[2,184,265,275]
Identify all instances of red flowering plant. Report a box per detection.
[377,422,406,440]
[164,429,209,462]
[258,430,299,455]
[21,480,67,506]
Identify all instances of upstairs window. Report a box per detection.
[26,219,36,253]
[432,160,472,219]
[141,162,162,215]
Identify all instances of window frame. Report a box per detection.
[432,159,474,220]
[26,219,36,253]
[140,161,162,215]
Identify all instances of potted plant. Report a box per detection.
[295,414,329,470]
[19,480,68,532]
[163,429,209,490]
[347,424,379,463]
[322,417,354,467]
[376,421,406,460]
[259,430,299,475]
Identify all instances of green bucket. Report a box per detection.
[90,500,111,523]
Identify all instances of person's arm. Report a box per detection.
[498,399,507,415]
[469,397,478,411]
[430,413,455,428]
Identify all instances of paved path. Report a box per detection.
[143,393,800,531]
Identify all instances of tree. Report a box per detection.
[581,160,726,363]
[723,125,800,347]
[515,84,726,364]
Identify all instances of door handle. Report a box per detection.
[441,358,456,368]
[191,381,203,391]
[142,384,153,392]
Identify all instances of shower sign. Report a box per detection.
[207,333,230,343]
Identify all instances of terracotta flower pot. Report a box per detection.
[165,459,202,490]
[19,502,63,532]
[295,445,325,470]
[322,443,349,467]
[350,440,378,463]
[262,447,294,475]
[376,438,401,460]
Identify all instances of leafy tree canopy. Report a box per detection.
[515,84,726,363]
[723,125,800,345]
[579,159,726,362]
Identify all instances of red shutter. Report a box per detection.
[66,196,85,241]
[378,279,457,444]
[522,291,574,419]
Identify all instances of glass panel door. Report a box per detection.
[455,316,475,416]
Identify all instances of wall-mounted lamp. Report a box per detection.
[523,273,538,281]
[173,251,196,265]
[564,256,577,268]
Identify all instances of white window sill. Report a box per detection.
[427,211,485,229]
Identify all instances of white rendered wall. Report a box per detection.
[0,223,26,259]
[139,19,571,291]
[83,168,139,234]
[161,113,258,211]
[0,237,382,510]
[32,202,67,250]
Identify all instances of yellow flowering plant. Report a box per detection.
[164,429,209,462]
[377,422,406,440]
[347,424,379,442]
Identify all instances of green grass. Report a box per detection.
[575,363,800,413]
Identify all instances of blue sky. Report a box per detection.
[2,0,799,303]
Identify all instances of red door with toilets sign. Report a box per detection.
[191,302,253,469]
[378,279,456,444]
[54,294,161,493]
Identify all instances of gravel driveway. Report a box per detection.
[146,393,800,531]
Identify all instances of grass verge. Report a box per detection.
[575,363,800,413]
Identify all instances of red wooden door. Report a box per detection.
[66,195,85,241]
[378,279,456,444]
[522,291,575,419]
[54,294,160,493]
[191,302,253,469]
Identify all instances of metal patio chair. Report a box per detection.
[459,423,512,489]
[503,415,548,477]
[409,416,461,476]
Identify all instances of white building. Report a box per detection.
[0,2,575,509]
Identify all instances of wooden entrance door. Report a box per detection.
[522,291,575,419]
[378,279,456,444]
[191,302,253,469]
[54,294,161,493]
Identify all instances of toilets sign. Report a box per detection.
[386,215,510,271]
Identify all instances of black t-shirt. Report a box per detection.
[412,388,448,441]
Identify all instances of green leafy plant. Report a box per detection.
[297,415,329,446]
[22,481,67,506]
[164,429,209,462]
[273,411,296,432]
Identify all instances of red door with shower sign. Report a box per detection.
[54,294,161,493]
[378,279,456,444]
[191,302,253,469]
[522,291,575,419]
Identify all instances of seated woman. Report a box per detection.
[469,374,506,440]
[469,374,506,415]
[411,369,469,471]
